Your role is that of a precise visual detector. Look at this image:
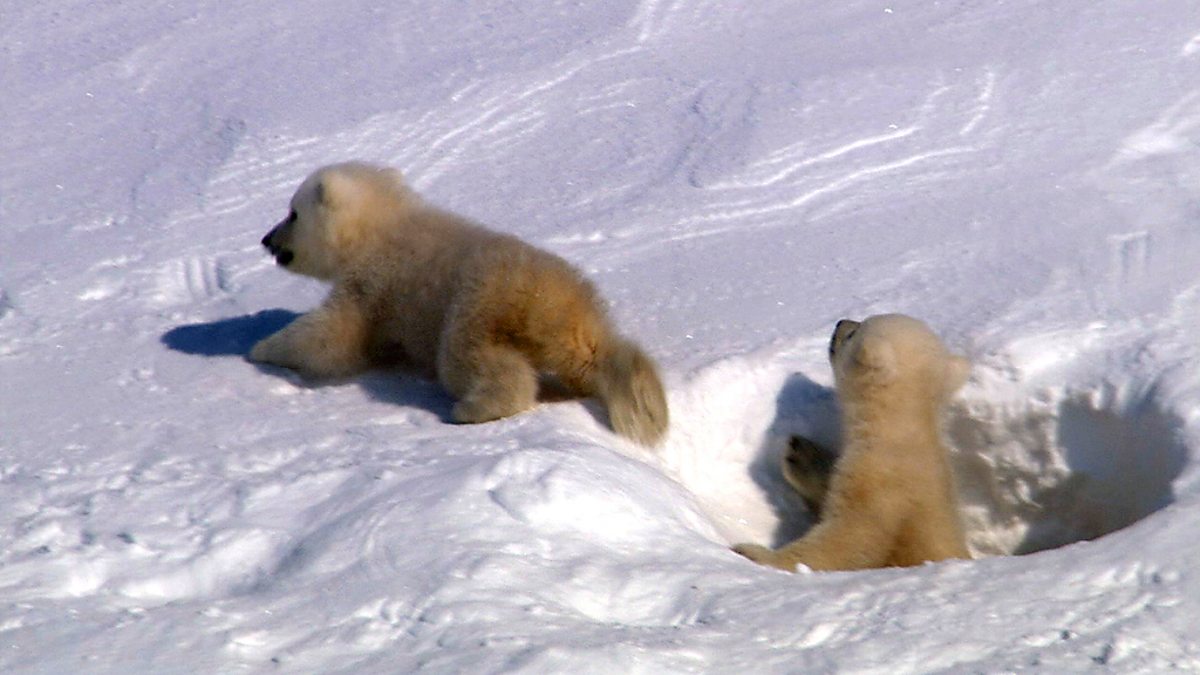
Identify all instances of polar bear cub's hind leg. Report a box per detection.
[441,341,540,424]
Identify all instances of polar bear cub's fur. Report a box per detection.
[734,314,971,571]
[250,162,669,445]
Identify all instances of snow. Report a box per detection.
[3,1,1200,672]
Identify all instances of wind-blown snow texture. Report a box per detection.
[3,2,1200,672]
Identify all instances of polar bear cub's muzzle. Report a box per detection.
[261,211,296,267]
[829,318,860,358]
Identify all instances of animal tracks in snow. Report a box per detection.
[150,256,233,307]
[1108,231,1152,287]
[76,255,236,311]
[1092,90,1200,297]
[0,288,11,315]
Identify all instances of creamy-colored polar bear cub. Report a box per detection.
[250,162,669,445]
[734,314,971,571]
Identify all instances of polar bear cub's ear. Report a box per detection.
[315,164,407,211]
[943,354,970,395]
[314,169,363,211]
[381,166,406,186]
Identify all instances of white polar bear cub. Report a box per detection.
[734,314,971,571]
[250,162,669,445]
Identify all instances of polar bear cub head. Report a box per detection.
[260,162,413,280]
[828,314,969,405]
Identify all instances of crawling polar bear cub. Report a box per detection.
[734,314,971,571]
[250,162,669,445]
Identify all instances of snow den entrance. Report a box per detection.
[662,355,1191,560]
[947,375,1189,556]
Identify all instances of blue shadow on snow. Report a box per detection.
[752,371,842,548]
[161,309,299,356]
[160,309,457,422]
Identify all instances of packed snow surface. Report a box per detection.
[3,1,1200,672]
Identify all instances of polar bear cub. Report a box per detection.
[734,314,971,571]
[250,162,669,445]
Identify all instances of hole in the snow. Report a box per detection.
[947,376,1189,556]
[660,348,1191,561]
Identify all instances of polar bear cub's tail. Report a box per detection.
[594,337,670,446]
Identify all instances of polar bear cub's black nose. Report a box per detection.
[261,226,280,251]
[830,319,861,357]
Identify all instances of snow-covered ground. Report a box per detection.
[4,1,1200,672]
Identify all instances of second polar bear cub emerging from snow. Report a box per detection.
[250,162,669,445]
[734,314,971,571]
